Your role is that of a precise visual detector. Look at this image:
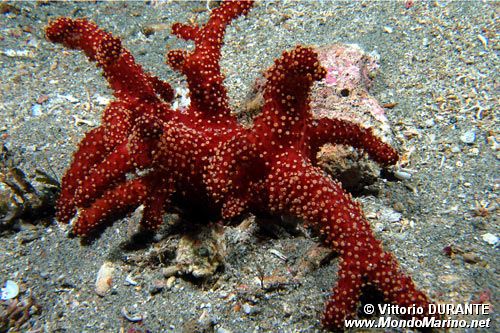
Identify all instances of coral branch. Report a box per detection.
[255,46,326,151]
[307,117,399,166]
[265,153,432,328]
[46,18,173,102]
[73,178,148,236]
[167,1,253,119]
[56,126,107,224]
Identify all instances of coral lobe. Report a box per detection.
[46,1,433,329]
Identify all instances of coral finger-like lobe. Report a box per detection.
[46,0,433,330]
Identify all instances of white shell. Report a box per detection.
[0,280,19,300]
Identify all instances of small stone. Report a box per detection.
[383,26,393,34]
[31,104,42,117]
[440,274,460,284]
[282,303,293,317]
[36,95,49,104]
[150,280,165,295]
[385,211,402,223]
[269,248,287,261]
[61,94,78,103]
[393,202,405,213]
[462,252,481,264]
[477,34,488,49]
[470,147,479,155]
[394,170,412,180]
[451,146,461,153]
[121,306,143,322]
[482,233,498,246]
[242,303,257,315]
[95,95,111,106]
[0,280,19,300]
[95,261,115,297]
[460,130,476,144]
[161,265,179,278]
[124,274,138,286]
[424,118,435,127]
[216,328,233,333]
[166,276,176,289]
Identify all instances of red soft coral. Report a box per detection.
[46,1,433,330]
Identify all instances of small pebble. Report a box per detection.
[161,265,179,278]
[95,95,110,106]
[216,328,233,333]
[394,170,412,180]
[477,34,488,49]
[269,248,287,261]
[460,130,476,144]
[383,26,393,33]
[61,94,78,103]
[150,280,165,295]
[31,104,42,117]
[385,211,402,223]
[0,280,19,300]
[121,306,143,322]
[451,146,461,153]
[482,233,498,246]
[462,252,481,264]
[95,261,115,297]
[393,202,405,212]
[166,276,176,289]
[242,303,256,315]
[469,147,479,155]
[36,95,49,104]
[424,118,435,127]
[282,303,293,317]
[125,274,138,286]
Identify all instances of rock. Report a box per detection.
[460,130,476,144]
[95,261,115,296]
[242,303,258,315]
[394,170,412,180]
[166,276,176,289]
[31,104,42,116]
[150,280,166,295]
[121,306,143,322]
[182,310,215,333]
[461,252,482,264]
[482,233,498,246]
[161,265,180,278]
[0,280,19,300]
[215,328,232,333]
[175,224,226,278]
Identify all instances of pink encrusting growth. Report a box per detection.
[46,1,434,330]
